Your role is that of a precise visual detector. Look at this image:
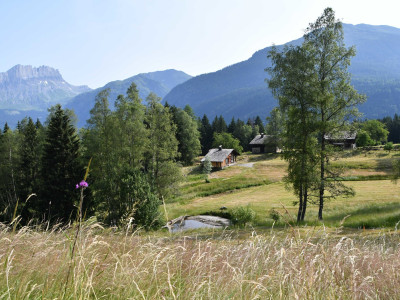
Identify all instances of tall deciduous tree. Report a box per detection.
[83,88,118,224]
[304,8,366,220]
[212,132,243,154]
[145,93,181,198]
[268,8,365,221]
[172,107,201,166]
[359,120,388,145]
[268,44,320,222]
[265,107,285,150]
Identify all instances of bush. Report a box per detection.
[230,206,256,227]
[384,142,393,152]
[119,170,163,230]
[269,209,280,222]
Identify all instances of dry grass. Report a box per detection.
[1,223,400,299]
[166,180,400,226]
[171,150,400,225]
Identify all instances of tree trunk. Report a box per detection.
[297,185,303,223]
[301,186,308,221]
[318,132,325,220]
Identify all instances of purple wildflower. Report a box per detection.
[75,180,89,189]
[79,180,88,188]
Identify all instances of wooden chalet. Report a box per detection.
[249,133,279,154]
[324,131,357,149]
[201,146,239,169]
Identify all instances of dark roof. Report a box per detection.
[249,134,273,145]
[201,148,237,162]
[324,131,357,141]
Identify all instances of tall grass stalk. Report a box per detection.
[64,158,91,294]
[1,225,400,299]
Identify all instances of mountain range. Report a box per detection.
[163,24,400,121]
[0,65,90,110]
[0,67,191,128]
[66,69,191,127]
[2,23,400,128]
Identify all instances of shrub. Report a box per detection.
[202,156,212,182]
[230,205,256,227]
[384,142,393,152]
[269,209,280,222]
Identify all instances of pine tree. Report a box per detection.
[0,126,19,222]
[254,116,265,133]
[218,115,227,133]
[35,118,43,130]
[3,123,10,133]
[233,119,253,152]
[228,117,236,134]
[18,117,42,219]
[39,104,82,223]
[212,115,227,133]
[200,115,213,155]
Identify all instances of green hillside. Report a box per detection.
[163,24,400,120]
[66,69,192,127]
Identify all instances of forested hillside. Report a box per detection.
[163,24,400,120]
[67,70,192,127]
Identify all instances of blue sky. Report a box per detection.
[1,0,399,88]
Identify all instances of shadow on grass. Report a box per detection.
[323,202,400,228]
[248,153,280,162]
[187,165,204,176]
[375,158,394,171]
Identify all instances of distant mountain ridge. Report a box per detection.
[0,65,91,110]
[66,69,192,127]
[3,23,400,128]
[163,24,400,121]
[0,68,192,128]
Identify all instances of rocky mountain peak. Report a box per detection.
[0,65,63,83]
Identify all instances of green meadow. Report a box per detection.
[166,148,400,229]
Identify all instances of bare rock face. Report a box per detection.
[0,65,91,110]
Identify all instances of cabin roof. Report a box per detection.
[324,131,357,141]
[249,134,273,145]
[201,148,238,162]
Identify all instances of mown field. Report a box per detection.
[166,148,400,229]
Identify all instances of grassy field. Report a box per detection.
[166,149,400,228]
[1,223,400,299]
[2,149,400,299]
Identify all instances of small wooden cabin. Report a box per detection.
[249,133,279,154]
[324,131,357,149]
[201,146,239,169]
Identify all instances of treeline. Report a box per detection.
[0,82,266,229]
[197,114,265,155]
[355,115,400,147]
[0,84,199,228]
